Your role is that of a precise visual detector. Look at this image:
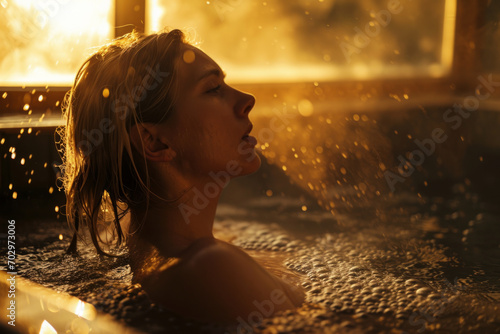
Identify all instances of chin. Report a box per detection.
[234,143,262,176]
[239,153,262,176]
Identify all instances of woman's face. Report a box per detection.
[162,44,261,180]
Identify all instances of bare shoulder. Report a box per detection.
[147,237,303,322]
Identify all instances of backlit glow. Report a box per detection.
[0,0,113,85]
[39,320,57,334]
[147,0,457,83]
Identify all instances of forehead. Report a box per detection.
[176,45,221,87]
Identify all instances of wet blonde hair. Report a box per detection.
[58,29,186,255]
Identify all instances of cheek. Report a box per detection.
[172,120,226,169]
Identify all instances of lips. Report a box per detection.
[242,123,253,139]
[241,123,257,146]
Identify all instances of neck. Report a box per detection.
[129,184,219,257]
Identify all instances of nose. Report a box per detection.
[235,90,255,118]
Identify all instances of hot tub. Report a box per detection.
[1,96,499,333]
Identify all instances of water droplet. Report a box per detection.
[102,88,110,98]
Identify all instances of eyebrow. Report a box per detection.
[197,68,226,82]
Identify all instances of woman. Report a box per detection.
[59,29,304,323]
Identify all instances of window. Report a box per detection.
[0,0,113,86]
[147,0,456,83]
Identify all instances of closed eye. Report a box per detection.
[206,84,221,94]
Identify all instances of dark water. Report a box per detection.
[7,185,500,334]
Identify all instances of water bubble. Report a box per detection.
[416,287,432,296]
[405,279,420,286]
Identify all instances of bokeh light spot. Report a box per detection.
[183,50,196,64]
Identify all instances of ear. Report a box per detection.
[129,123,177,162]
